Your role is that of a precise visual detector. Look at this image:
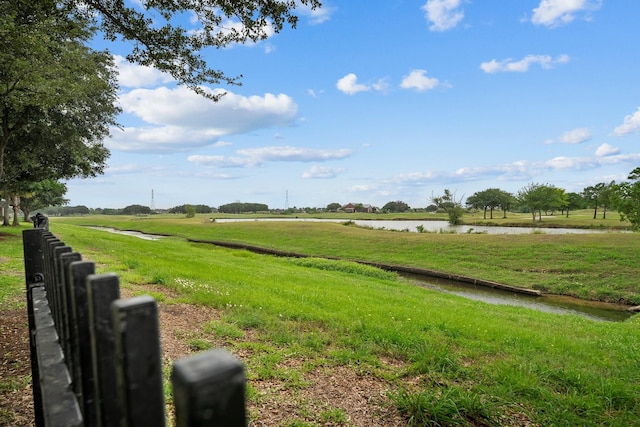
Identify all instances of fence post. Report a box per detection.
[87,273,121,427]
[59,252,82,400]
[23,229,45,427]
[112,296,166,427]
[172,349,247,427]
[31,285,83,427]
[69,260,98,424]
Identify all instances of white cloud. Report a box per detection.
[612,107,640,136]
[111,87,298,153]
[531,0,601,28]
[302,165,346,179]
[595,143,620,157]
[544,128,591,144]
[236,146,352,162]
[296,2,335,25]
[114,55,174,88]
[421,0,464,32]
[481,54,569,73]
[400,69,441,91]
[188,146,353,168]
[336,73,371,95]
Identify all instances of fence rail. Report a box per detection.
[23,227,247,427]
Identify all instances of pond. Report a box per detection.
[214,218,625,234]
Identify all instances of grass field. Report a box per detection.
[2,217,639,426]
[52,212,640,305]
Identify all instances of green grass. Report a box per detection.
[0,225,29,310]
[53,213,640,304]
[4,219,640,425]
[46,223,640,425]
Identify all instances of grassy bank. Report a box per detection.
[53,214,640,305]
[37,223,640,424]
[2,222,640,425]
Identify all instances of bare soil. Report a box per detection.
[1,284,406,426]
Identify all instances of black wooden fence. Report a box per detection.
[23,227,247,427]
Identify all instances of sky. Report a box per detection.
[65,0,640,210]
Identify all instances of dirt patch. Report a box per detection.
[0,308,34,427]
[1,285,408,426]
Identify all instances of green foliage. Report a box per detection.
[382,200,411,213]
[518,183,567,222]
[0,1,118,225]
[5,222,640,425]
[218,202,269,213]
[391,387,497,427]
[68,0,321,99]
[122,204,152,215]
[185,205,196,218]
[613,167,640,231]
[431,189,464,225]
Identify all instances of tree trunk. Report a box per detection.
[483,207,487,219]
[593,204,598,219]
[489,207,494,219]
[11,194,20,226]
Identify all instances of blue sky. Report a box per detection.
[66,0,640,210]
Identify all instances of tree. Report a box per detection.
[431,189,464,225]
[382,201,410,213]
[565,192,586,217]
[612,167,640,231]
[185,205,196,218]
[71,0,322,100]
[1,2,119,224]
[582,182,615,220]
[465,188,510,219]
[19,179,68,222]
[326,202,341,212]
[122,204,152,215]
[518,183,566,222]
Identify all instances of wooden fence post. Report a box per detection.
[23,229,45,427]
[172,349,247,427]
[87,273,121,427]
[112,296,166,427]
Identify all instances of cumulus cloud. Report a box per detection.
[481,54,569,73]
[302,165,347,179]
[612,107,640,136]
[188,146,352,168]
[400,69,441,91]
[110,87,298,153]
[595,143,620,157]
[296,2,335,25]
[531,0,601,28]
[114,55,174,88]
[421,0,464,32]
[336,73,371,95]
[544,128,591,144]
[382,152,640,189]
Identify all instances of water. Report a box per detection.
[214,218,624,234]
[88,226,164,240]
[403,273,634,322]
[90,225,635,322]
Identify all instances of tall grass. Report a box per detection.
[41,222,640,426]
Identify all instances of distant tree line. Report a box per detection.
[168,204,213,214]
[218,202,269,214]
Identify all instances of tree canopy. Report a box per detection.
[1,1,120,224]
[613,167,640,231]
[71,0,322,99]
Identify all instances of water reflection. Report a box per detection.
[214,218,624,235]
[403,273,634,322]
